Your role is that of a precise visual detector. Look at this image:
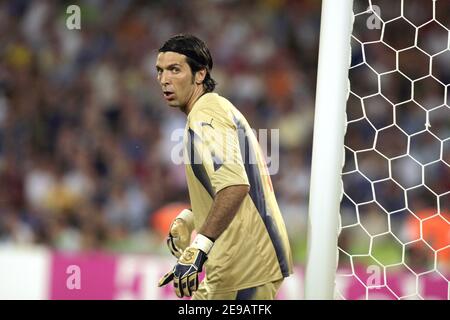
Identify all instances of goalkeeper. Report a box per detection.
[156,34,293,300]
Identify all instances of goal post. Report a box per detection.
[304,0,354,300]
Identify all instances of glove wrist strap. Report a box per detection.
[191,234,214,255]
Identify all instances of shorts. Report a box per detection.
[192,279,283,300]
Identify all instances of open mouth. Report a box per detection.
[163,91,175,100]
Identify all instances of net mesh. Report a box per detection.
[337,0,450,300]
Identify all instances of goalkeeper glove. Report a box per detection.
[167,209,195,258]
[158,234,214,298]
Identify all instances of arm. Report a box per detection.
[198,184,250,241]
[158,184,249,298]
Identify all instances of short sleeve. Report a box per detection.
[188,108,249,195]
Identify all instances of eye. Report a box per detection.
[171,67,180,74]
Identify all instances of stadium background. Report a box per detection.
[0,0,448,299]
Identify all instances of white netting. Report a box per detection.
[337,0,450,300]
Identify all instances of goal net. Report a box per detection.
[336,0,450,300]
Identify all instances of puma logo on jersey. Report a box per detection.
[200,118,214,129]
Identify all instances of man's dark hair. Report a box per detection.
[159,34,217,93]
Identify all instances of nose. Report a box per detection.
[159,70,170,86]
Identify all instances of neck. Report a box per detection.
[183,86,206,115]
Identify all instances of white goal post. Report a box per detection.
[304,0,354,299]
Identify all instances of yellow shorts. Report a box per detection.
[192,279,283,300]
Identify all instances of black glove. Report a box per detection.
[158,234,213,298]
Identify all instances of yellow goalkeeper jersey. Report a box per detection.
[184,92,293,293]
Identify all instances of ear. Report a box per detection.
[195,69,207,85]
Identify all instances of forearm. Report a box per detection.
[198,184,249,240]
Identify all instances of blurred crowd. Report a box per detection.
[0,0,318,258]
[0,0,448,270]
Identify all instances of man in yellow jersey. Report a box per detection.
[156,34,293,300]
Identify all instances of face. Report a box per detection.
[155,51,205,111]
